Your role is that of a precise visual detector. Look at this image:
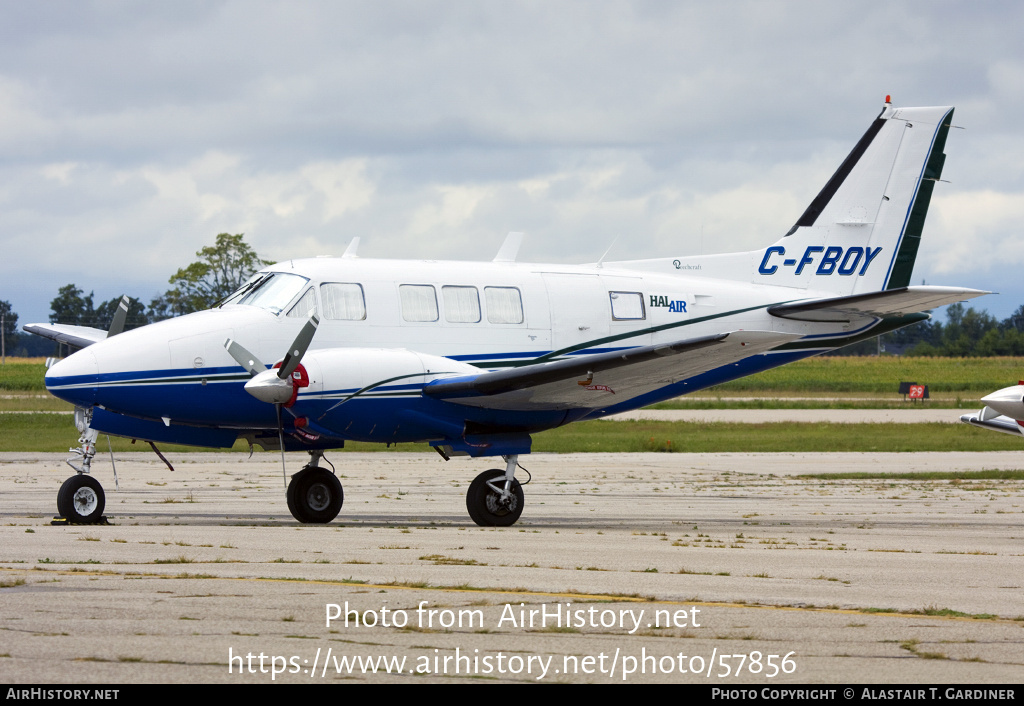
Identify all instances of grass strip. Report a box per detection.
[530,420,1024,453]
[708,356,1024,394]
[650,398,973,410]
[0,361,49,392]
[4,413,1024,454]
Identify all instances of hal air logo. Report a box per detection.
[758,246,883,276]
[650,295,688,313]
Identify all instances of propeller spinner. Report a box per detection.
[225,314,320,405]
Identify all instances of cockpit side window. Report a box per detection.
[237,273,309,314]
[286,287,318,318]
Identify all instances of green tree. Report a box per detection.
[49,284,97,325]
[1001,304,1024,334]
[1,300,18,356]
[154,233,271,318]
[49,286,149,330]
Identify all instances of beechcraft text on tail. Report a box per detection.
[27,97,986,526]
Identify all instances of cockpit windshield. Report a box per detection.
[221,272,309,315]
[219,272,267,307]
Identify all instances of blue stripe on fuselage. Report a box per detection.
[44,346,826,446]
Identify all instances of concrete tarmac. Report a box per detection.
[1,451,1022,684]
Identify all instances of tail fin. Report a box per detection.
[753,100,954,294]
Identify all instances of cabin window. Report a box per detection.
[286,287,318,318]
[237,272,309,315]
[399,284,439,322]
[320,283,366,320]
[484,287,524,324]
[609,291,645,320]
[442,286,481,323]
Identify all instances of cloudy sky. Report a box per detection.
[3,1,1023,328]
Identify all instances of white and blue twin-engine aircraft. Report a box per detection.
[30,99,985,527]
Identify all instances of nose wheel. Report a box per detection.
[57,474,106,524]
[286,465,344,523]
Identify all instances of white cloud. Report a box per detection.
[300,160,375,222]
[926,189,1024,274]
[4,0,1024,326]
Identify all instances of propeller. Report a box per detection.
[107,295,131,338]
[232,315,319,405]
[224,338,266,377]
[224,314,320,485]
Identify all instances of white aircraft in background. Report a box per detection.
[28,98,986,527]
[960,384,1024,436]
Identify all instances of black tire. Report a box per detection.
[56,475,105,524]
[466,469,524,527]
[286,467,343,524]
[285,468,311,523]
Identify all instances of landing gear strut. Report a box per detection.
[57,407,107,524]
[466,455,524,527]
[286,451,344,524]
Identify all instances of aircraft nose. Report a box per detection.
[44,349,99,407]
[980,385,1024,421]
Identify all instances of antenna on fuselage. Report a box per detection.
[596,236,620,268]
[342,237,361,259]
[493,232,524,262]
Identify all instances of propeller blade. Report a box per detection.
[278,314,320,380]
[276,403,287,488]
[224,338,267,378]
[107,296,131,338]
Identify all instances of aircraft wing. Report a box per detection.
[23,323,108,349]
[423,330,799,411]
[767,286,988,323]
[960,412,1023,437]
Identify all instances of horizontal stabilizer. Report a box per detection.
[424,330,799,411]
[23,323,108,349]
[767,286,988,323]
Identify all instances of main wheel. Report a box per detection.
[286,466,343,523]
[466,469,524,527]
[57,475,105,524]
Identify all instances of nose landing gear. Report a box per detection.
[57,474,105,524]
[56,407,108,524]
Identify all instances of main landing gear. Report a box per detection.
[286,451,344,524]
[466,455,525,527]
[56,408,108,524]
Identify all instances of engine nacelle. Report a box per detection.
[297,348,482,401]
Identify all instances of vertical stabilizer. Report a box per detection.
[752,101,954,294]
